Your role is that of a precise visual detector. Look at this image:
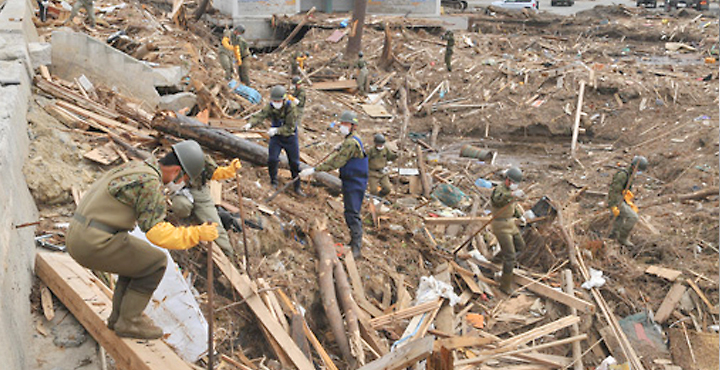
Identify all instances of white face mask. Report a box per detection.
[166,180,186,194]
[509,183,519,191]
[271,101,283,109]
[339,125,350,136]
[376,145,384,150]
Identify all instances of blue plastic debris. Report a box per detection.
[475,178,492,189]
[228,80,262,104]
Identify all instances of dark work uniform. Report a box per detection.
[249,101,301,190]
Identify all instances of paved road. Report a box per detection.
[464,0,718,16]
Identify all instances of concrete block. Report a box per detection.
[152,66,185,87]
[159,92,198,112]
[28,42,52,69]
[51,30,163,108]
[367,0,440,16]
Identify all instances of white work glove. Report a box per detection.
[516,216,527,227]
[242,123,252,130]
[334,143,343,151]
[511,189,526,199]
[299,167,315,179]
[267,127,278,137]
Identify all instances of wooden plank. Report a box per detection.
[423,216,492,225]
[209,180,222,205]
[645,265,682,281]
[497,315,580,349]
[357,336,435,370]
[513,352,572,368]
[450,261,483,294]
[40,282,55,321]
[570,80,586,158]
[35,252,195,370]
[686,278,719,315]
[361,104,392,119]
[436,336,493,350]
[83,142,120,165]
[655,283,687,324]
[456,334,588,366]
[56,100,153,138]
[310,79,357,91]
[211,244,315,370]
[369,299,442,329]
[472,258,595,313]
[343,254,384,318]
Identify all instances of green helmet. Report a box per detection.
[292,76,301,85]
[505,167,522,183]
[631,156,648,172]
[234,24,245,34]
[340,110,358,124]
[172,140,205,182]
[270,85,286,101]
[374,133,386,144]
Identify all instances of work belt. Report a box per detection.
[73,214,126,234]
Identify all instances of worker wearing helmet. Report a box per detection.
[490,166,527,294]
[66,140,219,339]
[366,133,397,197]
[608,156,648,248]
[356,52,369,95]
[219,25,251,85]
[168,155,243,258]
[290,76,307,121]
[300,111,369,258]
[245,85,304,196]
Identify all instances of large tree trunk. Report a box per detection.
[334,259,364,367]
[309,221,354,366]
[151,112,342,192]
[345,0,367,59]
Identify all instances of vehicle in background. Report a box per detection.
[551,0,574,6]
[637,0,657,7]
[664,0,709,10]
[491,0,539,11]
[442,0,469,10]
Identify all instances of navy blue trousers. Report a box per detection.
[268,134,301,189]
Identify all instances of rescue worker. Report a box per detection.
[490,167,527,294]
[169,155,242,258]
[366,133,397,197]
[441,30,454,72]
[300,111,368,258]
[290,76,306,123]
[356,51,369,95]
[64,0,96,27]
[608,156,647,248]
[292,51,309,76]
[219,25,251,85]
[66,140,219,339]
[244,85,304,196]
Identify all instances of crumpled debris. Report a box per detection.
[415,275,460,306]
[582,267,607,290]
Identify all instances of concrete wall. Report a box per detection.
[0,0,41,369]
[367,0,440,16]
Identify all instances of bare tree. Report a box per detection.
[345,0,367,59]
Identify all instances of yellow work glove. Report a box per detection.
[234,46,242,66]
[146,221,219,250]
[212,158,242,180]
[611,206,620,217]
[221,37,234,51]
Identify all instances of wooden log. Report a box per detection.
[423,216,492,225]
[334,257,365,366]
[645,186,719,207]
[151,112,342,192]
[35,252,195,370]
[276,7,316,51]
[563,269,583,370]
[570,80,586,158]
[309,222,354,366]
[357,336,435,370]
[344,253,384,318]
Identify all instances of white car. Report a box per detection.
[491,0,539,11]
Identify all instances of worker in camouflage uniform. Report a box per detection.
[441,30,454,72]
[66,140,218,340]
[64,0,96,27]
[366,133,397,197]
[490,167,527,294]
[608,156,647,248]
[169,155,242,258]
[291,51,309,76]
[290,76,307,123]
[219,25,251,85]
[301,111,368,258]
[356,51,369,95]
[244,85,304,196]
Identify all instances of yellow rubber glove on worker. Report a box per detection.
[212,158,242,181]
[622,189,639,213]
[611,206,620,217]
[146,221,218,250]
[222,37,234,52]
[234,46,243,66]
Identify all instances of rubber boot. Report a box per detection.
[351,243,362,259]
[268,162,279,189]
[499,273,513,295]
[114,290,163,339]
[107,277,130,330]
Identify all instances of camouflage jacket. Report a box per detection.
[292,86,306,109]
[608,167,632,208]
[107,158,167,232]
[248,101,298,137]
[490,183,522,219]
[367,146,397,172]
[316,135,364,172]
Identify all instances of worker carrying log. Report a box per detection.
[441,30,454,72]
[63,0,96,28]
[244,85,305,196]
[300,111,369,258]
[66,140,219,339]
[219,25,251,85]
[608,155,647,248]
[355,51,369,95]
[367,133,397,198]
[491,166,527,294]
[168,155,241,258]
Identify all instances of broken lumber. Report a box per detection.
[344,253,384,318]
[310,79,358,91]
[210,244,315,370]
[357,336,435,370]
[496,315,580,349]
[276,7,316,51]
[686,278,719,315]
[151,112,341,192]
[654,282,687,324]
[416,145,431,198]
[369,299,443,329]
[423,216,491,225]
[310,222,355,367]
[570,80,586,158]
[645,265,682,282]
[35,252,195,370]
[436,336,493,350]
[456,334,588,365]
[563,269,583,370]
[333,256,365,366]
